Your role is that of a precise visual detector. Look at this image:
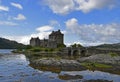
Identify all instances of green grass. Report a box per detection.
[14,46,63,54]
[109,52,118,57]
[94,63,112,68]
[81,62,112,68]
[28,47,61,52]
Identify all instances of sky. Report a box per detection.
[0,0,120,46]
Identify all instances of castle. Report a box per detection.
[30,30,64,48]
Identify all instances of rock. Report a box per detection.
[77,54,120,65]
[30,58,86,71]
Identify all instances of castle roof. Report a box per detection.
[49,29,63,36]
[30,37,40,40]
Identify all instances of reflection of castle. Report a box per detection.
[30,30,64,48]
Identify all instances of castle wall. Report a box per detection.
[30,38,40,47]
[56,34,63,44]
[48,41,57,48]
[49,30,64,45]
[30,30,64,48]
[40,39,48,48]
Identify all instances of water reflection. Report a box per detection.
[59,70,120,82]
[0,54,42,82]
[0,49,14,54]
[0,50,120,82]
[58,74,83,80]
[30,63,120,82]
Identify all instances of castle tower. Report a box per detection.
[29,29,64,48]
[30,37,40,47]
[49,29,64,45]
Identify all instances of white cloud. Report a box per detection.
[4,35,30,45]
[3,25,66,45]
[65,18,120,45]
[36,25,53,32]
[49,20,59,26]
[0,5,9,11]
[44,0,74,15]
[3,25,54,45]
[14,14,26,20]
[44,0,118,14]
[74,0,116,13]
[11,2,23,10]
[0,21,18,26]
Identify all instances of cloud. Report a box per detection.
[4,25,54,45]
[0,21,18,26]
[44,0,74,15]
[36,25,53,32]
[74,0,117,13]
[0,5,9,11]
[14,14,26,20]
[3,24,66,45]
[49,20,60,26]
[44,0,118,14]
[4,35,31,45]
[11,2,23,10]
[65,18,120,44]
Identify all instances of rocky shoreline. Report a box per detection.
[78,54,120,65]
[28,53,120,74]
[29,58,86,71]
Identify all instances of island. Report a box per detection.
[13,29,120,74]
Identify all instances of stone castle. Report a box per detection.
[30,30,64,48]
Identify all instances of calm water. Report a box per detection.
[0,49,120,82]
[0,49,14,54]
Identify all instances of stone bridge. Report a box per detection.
[61,47,120,57]
[61,47,87,56]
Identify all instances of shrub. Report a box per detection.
[109,52,118,57]
[31,48,41,52]
[57,44,66,48]
[70,43,83,48]
[45,48,48,52]
[49,48,54,52]
[17,48,23,51]
[25,45,32,50]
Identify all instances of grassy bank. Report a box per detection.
[81,62,112,69]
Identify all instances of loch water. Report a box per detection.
[0,49,120,82]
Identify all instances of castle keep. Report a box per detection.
[30,30,64,48]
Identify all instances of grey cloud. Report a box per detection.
[44,0,74,15]
[44,0,119,14]
[66,18,120,44]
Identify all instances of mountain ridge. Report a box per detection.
[89,43,120,50]
[0,37,26,49]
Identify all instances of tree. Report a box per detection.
[70,43,83,48]
[77,44,82,47]
[25,45,32,49]
[57,44,66,48]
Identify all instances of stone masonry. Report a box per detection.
[30,29,64,48]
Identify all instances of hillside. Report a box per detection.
[89,43,120,50]
[0,37,26,49]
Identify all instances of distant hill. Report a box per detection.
[0,37,26,49]
[89,43,120,50]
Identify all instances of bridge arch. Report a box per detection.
[68,50,71,56]
[63,47,87,57]
[80,49,86,56]
[73,50,79,56]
